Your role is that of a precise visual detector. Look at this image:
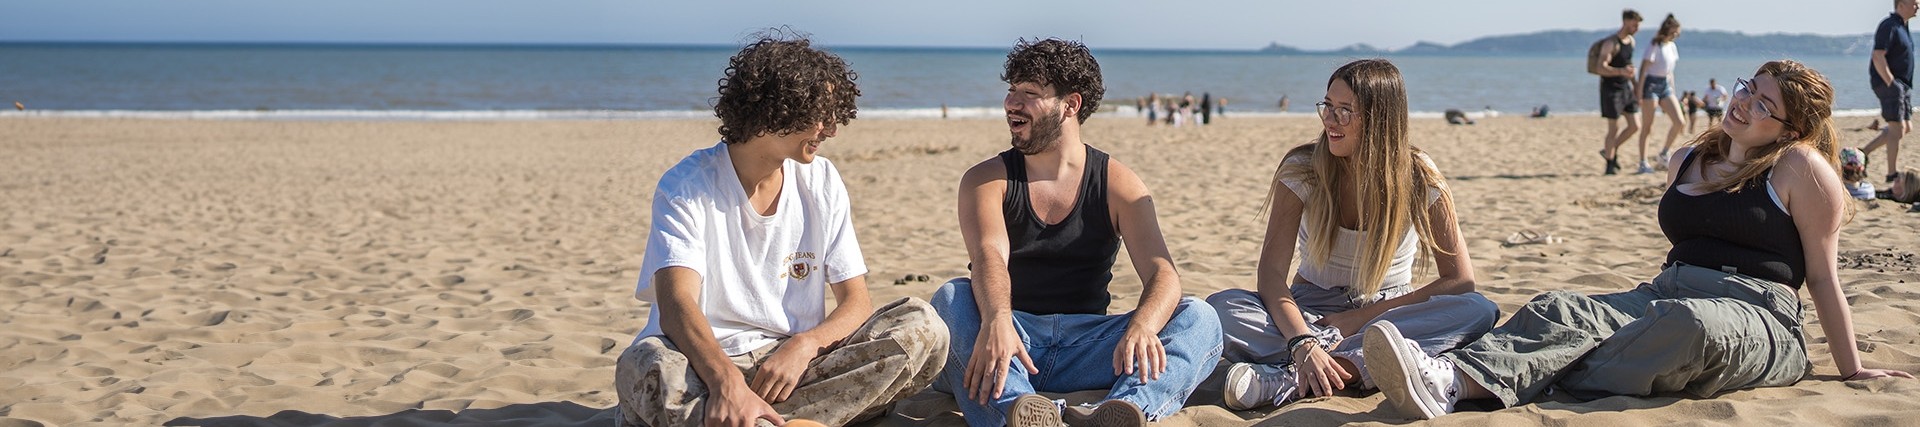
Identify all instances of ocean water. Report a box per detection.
[0,43,1885,120]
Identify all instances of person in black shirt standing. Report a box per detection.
[1864,0,1918,183]
[1597,9,1644,175]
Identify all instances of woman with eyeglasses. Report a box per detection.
[1364,60,1915,421]
[1205,58,1499,410]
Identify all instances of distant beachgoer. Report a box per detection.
[1843,147,1877,199]
[1219,97,1229,116]
[1181,92,1196,128]
[1681,91,1701,134]
[1597,9,1644,175]
[1369,60,1915,421]
[1148,93,1160,126]
[1444,109,1475,125]
[1703,78,1729,126]
[1530,105,1551,118]
[1280,94,1291,112]
[1636,13,1686,174]
[943,102,950,119]
[1166,99,1178,125]
[613,31,948,427]
[1889,168,1920,202]
[1864,0,1917,183]
[1209,58,1497,412]
[1202,92,1214,125]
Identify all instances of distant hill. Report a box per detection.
[1263,29,1874,56]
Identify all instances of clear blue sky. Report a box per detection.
[0,1,1899,50]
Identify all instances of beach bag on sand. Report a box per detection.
[1586,37,1613,76]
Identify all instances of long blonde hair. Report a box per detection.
[1271,59,1447,300]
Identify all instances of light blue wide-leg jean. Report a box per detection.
[930,278,1223,426]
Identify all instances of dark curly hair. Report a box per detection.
[1002,38,1104,123]
[713,30,859,144]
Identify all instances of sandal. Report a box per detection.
[1502,230,1562,247]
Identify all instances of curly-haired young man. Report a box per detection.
[614,32,949,427]
[929,38,1223,427]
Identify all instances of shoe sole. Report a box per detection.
[1222,363,1261,410]
[1007,394,1064,427]
[1064,399,1147,427]
[1363,322,1443,420]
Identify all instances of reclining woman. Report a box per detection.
[1364,60,1916,420]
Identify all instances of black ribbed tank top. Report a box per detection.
[1659,149,1806,288]
[1604,36,1636,88]
[1000,145,1120,315]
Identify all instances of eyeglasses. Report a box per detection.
[1315,101,1355,126]
[1732,78,1790,126]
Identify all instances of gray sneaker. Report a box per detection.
[1363,321,1460,420]
[1062,399,1146,427]
[1222,362,1299,410]
[1007,394,1065,427]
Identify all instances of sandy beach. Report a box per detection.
[3,115,1918,426]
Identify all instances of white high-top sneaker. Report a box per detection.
[1363,321,1460,420]
[1222,362,1300,410]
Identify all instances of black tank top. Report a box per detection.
[1659,150,1806,288]
[1603,36,1636,87]
[999,145,1120,315]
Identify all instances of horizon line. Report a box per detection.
[0,27,1876,53]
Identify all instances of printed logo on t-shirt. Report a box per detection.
[780,251,820,281]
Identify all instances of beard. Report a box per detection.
[1011,107,1066,155]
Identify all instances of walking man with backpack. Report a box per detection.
[1590,9,1643,175]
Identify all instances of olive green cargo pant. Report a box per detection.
[1445,264,1811,406]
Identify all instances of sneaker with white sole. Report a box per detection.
[1362,321,1460,420]
[1062,399,1147,427]
[1222,362,1300,410]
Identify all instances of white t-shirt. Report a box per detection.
[1704,84,1729,109]
[631,141,867,356]
[1280,153,1444,295]
[1645,41,1679,78]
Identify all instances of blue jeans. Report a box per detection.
[930,278,1222,426]
[1207,287,1499,388]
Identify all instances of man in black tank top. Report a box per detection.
[928,38,1223,427]
[1597,9,1644,175]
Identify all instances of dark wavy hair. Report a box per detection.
[1002,38,1105,123]
[713,30,859,144]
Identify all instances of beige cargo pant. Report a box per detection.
[615,297,948,427]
